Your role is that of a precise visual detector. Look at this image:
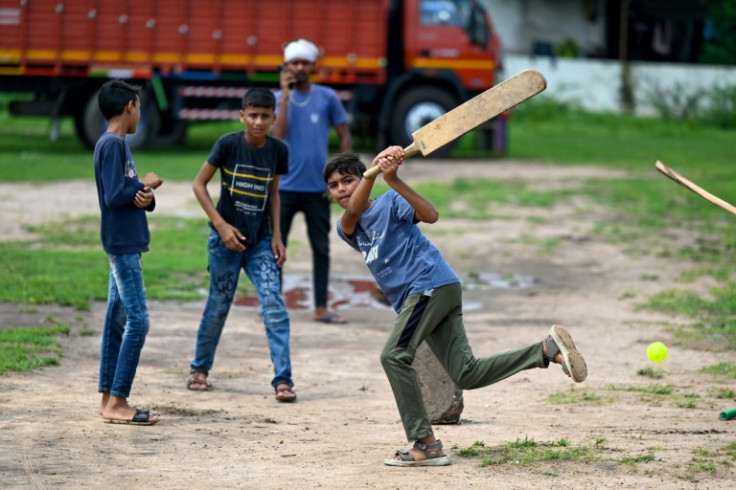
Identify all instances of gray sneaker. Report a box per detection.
[546,325,588,382]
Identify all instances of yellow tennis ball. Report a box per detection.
[647,341,668,363]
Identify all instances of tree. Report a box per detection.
[701,0,736,65]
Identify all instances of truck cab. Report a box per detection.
[373,0,501,154]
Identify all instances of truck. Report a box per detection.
[0,0,502,156]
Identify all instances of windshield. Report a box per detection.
[420,0,489,49]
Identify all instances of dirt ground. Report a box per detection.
[1,160,735,489]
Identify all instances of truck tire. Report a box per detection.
[76,87,160,151]
[151,120,188,147]
[389,86,458,158]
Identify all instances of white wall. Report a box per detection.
[482,0,606,56]
[503,54,736,115]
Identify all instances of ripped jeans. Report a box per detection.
[190,230,292,387]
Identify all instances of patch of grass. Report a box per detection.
[448,436,680,471]
[685,443,736,476]
[548,386,602,404]
[0,244,108,309]
[454,440,485,457]
[509,101,735,171]
[618,453,656,465]
[0,321,70,375]
[461,436,599,467]
[27,217,100,247]
[677,399,698,409]
[700,362,736,378]
[606,383,674,395]
[637,367,665,379]
[644,287,736,350]
[714,387,735,399]
[0,216,223,309]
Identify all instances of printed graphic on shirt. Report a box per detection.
[222,163,272,215]
[125,158,138,179]
[357,230,394,279]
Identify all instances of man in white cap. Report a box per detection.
[273,38,352,324]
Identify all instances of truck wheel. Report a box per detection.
[151,120,188,147]
[76,87,160,151]
[390,87,458,158]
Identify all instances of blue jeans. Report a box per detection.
[98,253,150,398]
[191,231,292,387]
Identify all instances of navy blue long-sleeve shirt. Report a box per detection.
[93,132,153,255]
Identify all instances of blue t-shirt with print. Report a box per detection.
[336,190,459,313]
[275,84,348,193]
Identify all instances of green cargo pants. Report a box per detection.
[380,282,547,441]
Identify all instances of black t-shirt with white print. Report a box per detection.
[207,131,289,246]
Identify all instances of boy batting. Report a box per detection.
[323,146,587,466]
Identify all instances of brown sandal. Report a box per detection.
[187,368,212,391]
[275,382,297,402]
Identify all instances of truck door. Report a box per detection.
[389,0,498,156]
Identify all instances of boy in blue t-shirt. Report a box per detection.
[94,79,163,425]
[323,147,588,466]
[187,88,296,402]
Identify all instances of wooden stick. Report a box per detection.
[655,160,736,216]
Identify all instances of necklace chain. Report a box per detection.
[289,89,312,108]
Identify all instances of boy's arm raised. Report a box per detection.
[340,172,375,236]
[340,146,403,235]
[377,149,439,224]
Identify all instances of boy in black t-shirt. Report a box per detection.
[188,88,296,402]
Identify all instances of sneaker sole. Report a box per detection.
[550,325,587,383]
[384,455,452,467]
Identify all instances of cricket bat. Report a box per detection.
[364,69,547,178]
[655,160,736,217]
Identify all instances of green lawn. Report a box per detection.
[1,97,735,351]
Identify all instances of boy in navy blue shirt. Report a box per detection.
[94,79,163,425]
[324,147,587,466]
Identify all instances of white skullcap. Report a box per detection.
[283,39,319,63]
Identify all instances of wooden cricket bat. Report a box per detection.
[655,160,736,216]
[364,69,547,178]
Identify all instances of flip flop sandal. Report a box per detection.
[314,312,348,324]
[187,368,212,391]
[104,408,160,426]
[275,383,297,402]
[384,440,452,467]
[545,325,588,383]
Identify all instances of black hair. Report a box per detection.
[242,88,276,110]
[97,79,141,120]
[323,152,366,183]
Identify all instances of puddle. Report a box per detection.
[234,274,392,310]
[463,271,538,290]
[234,271,537,311]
